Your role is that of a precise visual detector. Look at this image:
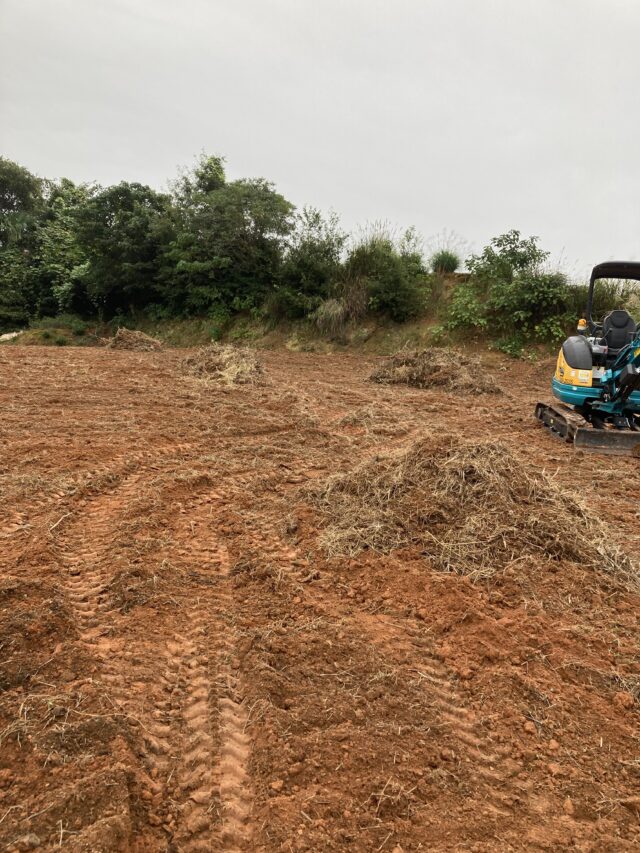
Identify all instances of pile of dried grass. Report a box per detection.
[309,436,637,585]
[181,343,264,385]
[370,348,499,394]
[107,328,163,351]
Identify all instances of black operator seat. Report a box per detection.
[602,310,637,354]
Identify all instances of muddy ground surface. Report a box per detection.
[0,345,638,852]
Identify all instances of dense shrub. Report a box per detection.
[1,157,612,348]
[262,287,314,321]
[487,270,571,339]
[275,208,346,319]
[31,313,87,336]
[449,231,572,346]
[447,283,487,331]
[344,233,425,322]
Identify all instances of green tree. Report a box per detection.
[164,155,294,316]
[269,207,347,318]
[174,153,226,201]
[0,157,43,220]
[466,229,549,282]
[0,158,45,328]
[30,179,93,315]
[75,182,173,317]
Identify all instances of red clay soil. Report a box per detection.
[0,345,638,852]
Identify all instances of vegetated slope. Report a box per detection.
[0,344,638,852]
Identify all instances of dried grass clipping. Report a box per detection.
[181,343,264,385]
[370,348,500,394]
[309,436,637,586]
[107,328,163,352]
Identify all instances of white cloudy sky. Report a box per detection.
[1,0,639,275]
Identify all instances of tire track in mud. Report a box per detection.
[56,466,147,690]
[401,624,516,816]
[186,502,254,852]
[50,447,237,846]
[213,544,253,852]
[162,606,217,852]
[233,509,519,826]
[149,489,254,851]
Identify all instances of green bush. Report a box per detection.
[30,313,87,334]
[345,236,424,322]
[207,305,231,341]
[448,231,574,345]
[262,287,319,321]
[54,335,67,346]
[447,283,487,330]
[487,270,571,338]
[431,249,460,274]
[493,335,524,357]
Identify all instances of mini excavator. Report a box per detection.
[536,261,640,456]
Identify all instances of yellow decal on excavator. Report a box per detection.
[555,349,592,386]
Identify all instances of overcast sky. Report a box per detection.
[1,0,639,275]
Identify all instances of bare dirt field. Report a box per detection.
[1,345,638,852]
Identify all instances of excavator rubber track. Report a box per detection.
[535,401,640,456]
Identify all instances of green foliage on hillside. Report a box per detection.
[447,230,575,354]
[1,156,625,354]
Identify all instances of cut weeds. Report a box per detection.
[370,347,500,394]
[107,328,163,351]
[181,343,264,385]
[309,436,638,586]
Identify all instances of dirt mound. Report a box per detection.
[181,343,264,385]
[107,328,163,351]
[309,436,637,584]
[370,347,500,394]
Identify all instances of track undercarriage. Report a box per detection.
[535,401,640,456]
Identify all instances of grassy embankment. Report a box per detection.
[0,274,557,359]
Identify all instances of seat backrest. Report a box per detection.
[603,310,637,351]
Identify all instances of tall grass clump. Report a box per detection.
[566,279,637,321]
[313,298,349,339]
[430,249,460,274]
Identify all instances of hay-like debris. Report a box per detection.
[370,348,500,394]
[107,328,163,351]
[181,343,264,385]
[308,436,637,585]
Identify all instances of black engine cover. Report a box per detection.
[562,335,593,369]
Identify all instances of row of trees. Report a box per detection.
[0,154,434,332]
[1,153,595,353]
